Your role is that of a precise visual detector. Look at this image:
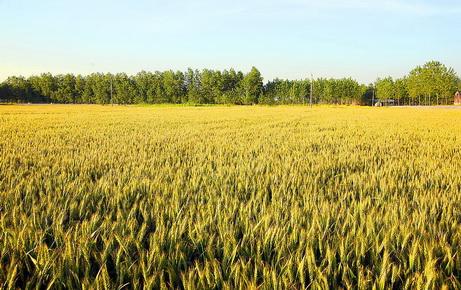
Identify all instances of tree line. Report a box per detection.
[375,61,460,106]
[0,61,459,105]
[0,68,371,105]
[0,68,261,105]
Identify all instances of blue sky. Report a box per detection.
[1,0,460,83]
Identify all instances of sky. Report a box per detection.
[1,0,460,83]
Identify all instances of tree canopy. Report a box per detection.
[0,61,458,106]
[375,61,458,106]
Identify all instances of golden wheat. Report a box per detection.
[0,105,460,289]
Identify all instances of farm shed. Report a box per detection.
[374,99,396,107]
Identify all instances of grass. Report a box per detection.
[1,105,461,289]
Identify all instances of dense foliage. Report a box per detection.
[1,105,461,289]
[375,61,459,105]
[1,61,458,105]
[0,67,366,105]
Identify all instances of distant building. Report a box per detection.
[374,99,395,107]
[455,91,461,105]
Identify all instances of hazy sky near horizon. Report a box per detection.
[1,0,460,83]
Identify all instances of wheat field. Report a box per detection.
[1,105,461,289]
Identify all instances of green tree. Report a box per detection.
[3,76,31,102]
[407,66,423,105]
[407,61,458,105]
[163,70,185,103]
[201,69,226,104]
[88,73,111,104]
[242,67,263,104]
[217,69,243,104]
[36,73,57,102]
[113,73,136,104]
[75,75,86,103]
[133,71,152,103]
[323,79,337,104]
[185,69,203,104]
[0,82,7,102]
[262,79,310,104]
[28,75,47,102]
[375,77,395,103]
[394,78,408,105]
[55,74,76,103]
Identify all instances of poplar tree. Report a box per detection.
[242,67,263,104]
